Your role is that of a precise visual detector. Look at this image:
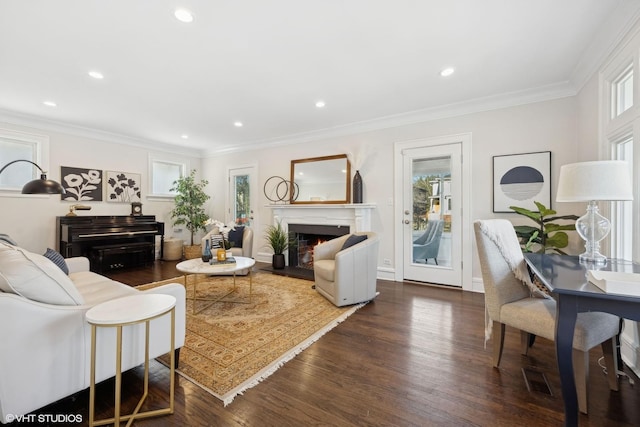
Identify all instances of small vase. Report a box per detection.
[201,239,212,262]
[353,170,363,203]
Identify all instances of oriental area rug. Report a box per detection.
[137,272,365,405]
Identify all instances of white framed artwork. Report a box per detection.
[493,151,551,213]
[105,170,142,203]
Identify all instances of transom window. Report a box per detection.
[612,64,633,118]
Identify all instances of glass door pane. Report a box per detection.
[411,156,451,267]
[232,173,251,226]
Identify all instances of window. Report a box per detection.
[0,129,48,192]
[148,155,187,198]
[612,64,633,118]
[602,54,637,260]
[614,136,633,260]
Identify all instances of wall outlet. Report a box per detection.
[383,258,391,266]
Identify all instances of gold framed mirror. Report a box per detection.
[290,154,351,204]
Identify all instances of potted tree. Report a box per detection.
[265,220,290,269]
[170,170,210,259]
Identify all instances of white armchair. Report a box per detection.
[313,232,379,307]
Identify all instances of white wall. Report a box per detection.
[203,96,582,286]
[0,96,585,285]
[0,122,202,253]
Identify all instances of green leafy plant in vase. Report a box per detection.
[510,201,578,254]
[265,220,291,269]
[170,170,210,258]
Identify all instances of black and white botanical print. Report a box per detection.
[106,170,141,202]
[61,167,103,201]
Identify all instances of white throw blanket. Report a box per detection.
[478,220,550,344]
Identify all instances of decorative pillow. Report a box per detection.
[227,226,245,248]
[210,234,224,249]
[0,234,18,246]
[44,248,69,275]
[0,242,84,305]
[340,234,367,251]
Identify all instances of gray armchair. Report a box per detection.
[413,220,444,265]
[313,232,379,307]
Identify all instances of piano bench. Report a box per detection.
[89,242,155,273]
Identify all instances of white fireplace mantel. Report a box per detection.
[267,203,376,233]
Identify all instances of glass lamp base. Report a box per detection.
[575,201,610,266]
[578,252,607,265]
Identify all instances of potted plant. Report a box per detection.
[265,220,290,269]
[170,170,210,259]
[510,201,578,254]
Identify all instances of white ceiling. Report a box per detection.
[0,1,638,156]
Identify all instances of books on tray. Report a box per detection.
[587,270,640,297]
[209,257,236,266]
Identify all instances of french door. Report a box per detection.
[228,166,256,226]
[402,143,462,286]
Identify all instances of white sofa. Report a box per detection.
[0,242,186,424]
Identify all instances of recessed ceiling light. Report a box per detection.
[181,134,189,139]
[440,67,455,77]
[234,121,243,127]
[43,101,57,107]
[315,100,326,108]
[88,70,104,79]
[174,8,194,23]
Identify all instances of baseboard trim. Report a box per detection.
[620,329,640,378]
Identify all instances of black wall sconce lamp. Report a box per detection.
[0,160,66,194]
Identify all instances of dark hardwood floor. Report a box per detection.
[13,260,640,426]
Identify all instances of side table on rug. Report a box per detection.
[86,294,176,427]
[176,256,256,313]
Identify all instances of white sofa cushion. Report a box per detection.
[71,270,137,306]
[0,242,84,305]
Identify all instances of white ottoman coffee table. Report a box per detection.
[176,256,256,313]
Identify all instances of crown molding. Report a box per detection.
[0,109,204,158]
[203,81,576,157]
[1,79,575,162]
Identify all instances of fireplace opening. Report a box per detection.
[288,224,350,270]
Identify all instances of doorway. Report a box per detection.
[228,166,256,227]
[394,134,472,290]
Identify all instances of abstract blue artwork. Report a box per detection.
[493,151,551,212]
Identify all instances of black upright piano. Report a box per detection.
[57,215,164,273]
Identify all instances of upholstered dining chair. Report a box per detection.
[413,220,444,265]
[474,219,619,414]
[313,232,379,307]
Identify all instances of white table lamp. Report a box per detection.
[556,160,633,264]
